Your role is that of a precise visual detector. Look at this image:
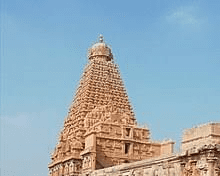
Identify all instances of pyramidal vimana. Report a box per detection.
[48,35,220,176]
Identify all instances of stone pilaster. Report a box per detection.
[207,159,216,176]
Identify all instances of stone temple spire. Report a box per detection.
[49,35,136,175]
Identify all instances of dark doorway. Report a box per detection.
[125,143,130,154]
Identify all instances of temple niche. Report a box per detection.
[48,35,220,176]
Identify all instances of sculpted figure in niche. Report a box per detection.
[183,162,192,176]
[134,143,139,150]
[56,168,60,176]
[135,130,142,140]
[192,162,200,176]
[143,144,150,152]
[197,157,208,176]
[82,157,86,168]
[64,163,69,175]
[56,166,60,176]
[215,159,220,176]
[69,162,75,173]
[88,156,91,167]
[183,161,200,176]
[75,162,81,172]
[115,141,122,149]
[106,140,112,148]
[85,157,89,168]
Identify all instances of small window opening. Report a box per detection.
[125,143,130,154]
[125,128,131,137]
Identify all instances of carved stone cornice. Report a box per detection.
[198,144,220,152]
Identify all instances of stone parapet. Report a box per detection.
[182,123,220,152]
[84,143,220,176]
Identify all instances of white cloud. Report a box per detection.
[166,6,201,25]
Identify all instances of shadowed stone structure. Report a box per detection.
[48,36,220,176]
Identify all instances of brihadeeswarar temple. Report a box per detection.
[48,35,220,176]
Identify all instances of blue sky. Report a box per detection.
[1,0,220,175]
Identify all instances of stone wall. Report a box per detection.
[85,143,220,176]
[182,123,220,152]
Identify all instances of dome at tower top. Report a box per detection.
[88,35,113,61]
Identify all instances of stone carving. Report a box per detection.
[106,140,112,148]
[84,104,135,130]
[70,139,83,151]
[162,162,169,176]
[83,156,92,169]
[49,168,53,176]
[69,162,75,173]
[182,160,200,176]
[142,144,150,152]
[114,141,122,149]
[197,157,208,176]
[75,162,81,172]
[64,163,69,175]
[214,159,220,176]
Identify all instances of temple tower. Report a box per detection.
[67,34,136,143]
[48,35,137,175]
